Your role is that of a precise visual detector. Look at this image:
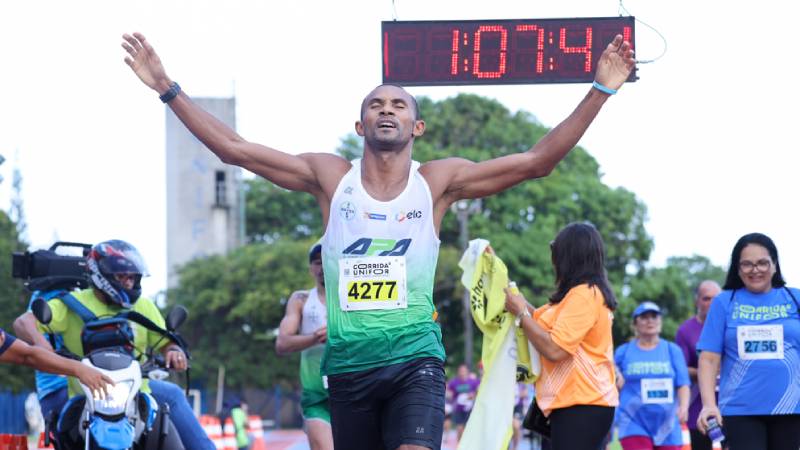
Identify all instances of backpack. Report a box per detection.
[44,290,187,358]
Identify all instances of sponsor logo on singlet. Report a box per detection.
[395,209,423,222]
[339,201,356,221]
[342,238,411,256]
[364,212,387,221]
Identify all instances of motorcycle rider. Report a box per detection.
[15,240,198,448]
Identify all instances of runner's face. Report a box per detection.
[695,282,720,318]
[309,258,324,287]
[357,85,422,151]
[738,244,775,294]
[634,312,661,337]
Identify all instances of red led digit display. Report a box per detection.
[382,17,636,86]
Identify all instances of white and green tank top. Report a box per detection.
[321,159,445,375]
[299,288,328,407]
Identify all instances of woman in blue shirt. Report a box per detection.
[615,302,690,450]
[697,233,800,450]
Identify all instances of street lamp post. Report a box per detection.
[452,199,481,369]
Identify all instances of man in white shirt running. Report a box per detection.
[276,243,332,450]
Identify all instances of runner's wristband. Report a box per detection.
[592,81,617,95]
[159,82,181,103]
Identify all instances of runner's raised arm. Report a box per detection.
[423,35,635,210]
[121,32,349,199]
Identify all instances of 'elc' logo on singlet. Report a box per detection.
[342,238,411,256]
[395,209,423,222]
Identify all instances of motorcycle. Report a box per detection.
[32,298,189,450]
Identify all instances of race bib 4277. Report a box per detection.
[338,256,407,311]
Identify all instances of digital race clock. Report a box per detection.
[382,17,636,86]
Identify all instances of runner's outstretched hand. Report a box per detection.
[594,34,635,91]
[122,32,171,92]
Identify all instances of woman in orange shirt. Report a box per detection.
[506,222,619,450]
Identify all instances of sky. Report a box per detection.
[1,0,798,298]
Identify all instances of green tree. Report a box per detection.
[244,179,320,243]
[9,166,26,241]
[0,210,33,391]
[167,239,318,389]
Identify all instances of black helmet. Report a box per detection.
[86,240,149,308]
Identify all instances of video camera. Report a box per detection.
[12,241,92,292]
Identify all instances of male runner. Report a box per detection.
[675,280,721,450]
[122,31,634,450]
[276,243,332,450]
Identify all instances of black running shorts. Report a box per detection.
[327,356,446,450]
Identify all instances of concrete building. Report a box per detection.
[165,97,244,287]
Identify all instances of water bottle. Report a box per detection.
[707,417,725,443]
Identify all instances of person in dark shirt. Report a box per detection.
[675,280,720,450]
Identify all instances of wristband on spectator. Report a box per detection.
[159,82,181,103]
[592,81,617,95]
[515,308,532,326]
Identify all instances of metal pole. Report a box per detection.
[215,365,225,414]
[458,206,474,370]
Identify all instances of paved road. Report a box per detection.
[263,429,541,450]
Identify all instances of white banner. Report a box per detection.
[457,324,516,450]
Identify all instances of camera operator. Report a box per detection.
[13,239,215,450]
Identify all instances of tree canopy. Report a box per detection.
[0,210,33,392]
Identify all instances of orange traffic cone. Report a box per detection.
[36,432,53,450]
[0,434,28,450]
[247,415,267,450]
[199,415,224,449]
[681,422,691,450]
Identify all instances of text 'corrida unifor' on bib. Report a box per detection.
[737,324,784,360]
[338,255,408,311]
[640,378,673,404]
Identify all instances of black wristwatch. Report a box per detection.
[159,81,181,103]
